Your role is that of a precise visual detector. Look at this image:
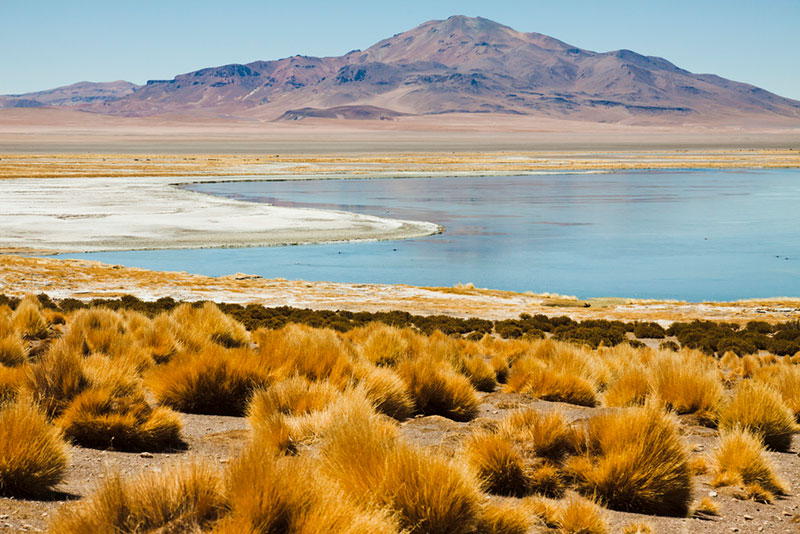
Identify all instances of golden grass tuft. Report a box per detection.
[24,339,90,418]
[475,501,531,534]
[321,406,482,534]
[501,409,580,461]
[0,399,68,497]
[754,364,800,421]
[255,324,354,386]
[134,314,181,363]
[355,363,414,420]
[505,355,597,407]
[170,302,250,350]
[603,365,651,407]
[466,432,531,497]
[218,446,399,534]
[621,523,653,534]
[649,350,722,419]
[0,333,27,367]
[570,404,692,516]
[247,375,339,422]
[58,388,184,451]
[11,295,49,340]
[712,426,786,497]
[718,380,797,451]
[356,323,414,366]
[397,355,480,421]
[490,354,510,384]
[0,365,24,404]
[147,345,271,416]
[553,495,609,534]
[50,461,224,534]
[693,496,719,517]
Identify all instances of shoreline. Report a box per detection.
[1,255,798,323]
[0,173,443,254]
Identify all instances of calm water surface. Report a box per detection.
[58,170,800,300]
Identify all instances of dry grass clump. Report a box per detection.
[355,323,414,366]
[247,375,339,422]
[569,404,692,516]
[397,355,479,421]
[147,345,271,416]
[0,399,68,497]
[12,295,49,340]
[24,339,90,418]
[718,380,797,451]
[553,495,608,534]
[50,461,224,534]
[475,501,531,534]
[170,302,250,350]
[321,407,482,534]
[501,409,580,461]
[649,350,722,420]
[528,495,608,534]
[57,388,184,451]
[490,354,510,384]
[0,366,24,404]
[466,432,531,497]
[693,496,719,517]
[754,364,800,421]
[602,365,651,407]
[712,426,786,500]
[505,353,597,407]
[354,363,414,420]
[465,409,579,499]
[132,314,181,363]
[218,444,400,534]
[255,324,354,386]
[0,332,27,367]
[621,523,653,534]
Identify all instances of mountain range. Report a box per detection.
[3,16,799,124]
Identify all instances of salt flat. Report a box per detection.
[0,175,440,253]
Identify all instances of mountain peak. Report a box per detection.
[4,16,799,124]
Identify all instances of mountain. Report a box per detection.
[3,16,799,124]
[0,81,136,108]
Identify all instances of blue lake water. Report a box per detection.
[56,170,800,301]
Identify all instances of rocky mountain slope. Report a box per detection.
[3,16,799,124]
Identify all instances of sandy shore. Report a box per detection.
[0,174,441,253]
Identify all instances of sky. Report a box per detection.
[2,0,799,99]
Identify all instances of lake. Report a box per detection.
[56,169,800,301]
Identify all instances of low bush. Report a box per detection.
[570,404,692,516]
[633,322,666,339]
[718,380,797,451]
[50,461,224,534]
[0,399,68,497]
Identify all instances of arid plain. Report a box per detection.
[2,108,800,534]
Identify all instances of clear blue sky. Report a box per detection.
[2,0,799,99]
